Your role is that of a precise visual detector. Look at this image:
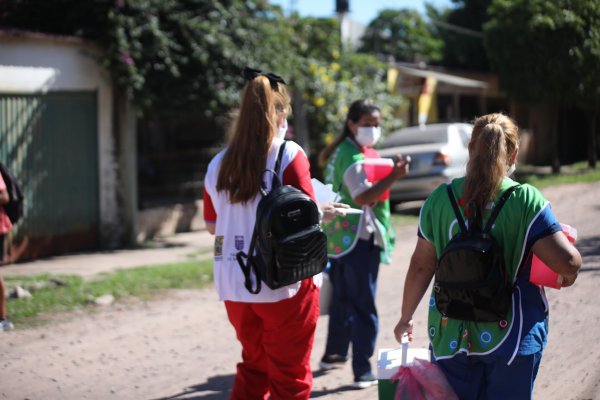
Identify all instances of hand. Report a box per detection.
[561,272,578,287]
[319,202,350,223]
[391,155,411,180]
[393,318,414,343]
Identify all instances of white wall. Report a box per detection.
[0,35,121,247]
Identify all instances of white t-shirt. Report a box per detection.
[203,138,320,303]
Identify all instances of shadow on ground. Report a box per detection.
[391,200,424,216]
[151,374,234,400]
[150,370,363,399]
[575,235,600,274]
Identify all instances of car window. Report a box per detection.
[381,128,448,148]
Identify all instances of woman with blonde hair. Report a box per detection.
[203,67,337,399]
[393,113,581,399]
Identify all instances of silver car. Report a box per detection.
[377,123,473,205]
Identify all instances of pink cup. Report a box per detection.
[530,223,577,289]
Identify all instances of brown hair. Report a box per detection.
[216,75,291,203]
[318,99,381,168]
[464,113,519,208]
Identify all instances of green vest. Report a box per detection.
[322,139,395,264]
[420,177,548,358]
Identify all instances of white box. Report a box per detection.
[377,346,431,379]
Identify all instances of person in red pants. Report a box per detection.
[203,67,342,399]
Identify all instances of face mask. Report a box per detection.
[277,119,288,139]
[506,163,516,176]
[355,126,381,147]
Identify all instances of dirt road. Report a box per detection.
[1,182,599,399]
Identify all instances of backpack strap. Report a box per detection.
[446,184,468,233]
[272,140,287,189]
[236,227,262,294]
[235,141,288,295]
[259,141,287,196]
[483,184,520,233]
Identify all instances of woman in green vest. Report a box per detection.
[317,99,410,388]
[393,113,582,399]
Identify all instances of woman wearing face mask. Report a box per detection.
[203,67,348,399]
[316,99,410,388]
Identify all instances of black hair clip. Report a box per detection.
[242,66,286,87]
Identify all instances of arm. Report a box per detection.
[203,187,216,235]
[532,231,582,287]
[353,155,410,205]
[394,237,437,343]
[0,174,8,205]
[206,223,215,235]
[318,202,349,223]
[0,188,8,205]
[282,150,316,201]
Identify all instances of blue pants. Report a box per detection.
[433,351,543,400]
[324,238,380,379]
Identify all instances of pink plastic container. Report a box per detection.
[363,158,394,201]
[530,223,577,289]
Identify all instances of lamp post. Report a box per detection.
[336,0,350,51]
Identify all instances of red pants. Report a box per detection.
[225,279,320,400]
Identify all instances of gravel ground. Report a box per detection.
[1,181,599,400]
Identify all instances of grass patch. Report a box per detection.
[515,162,600,189]
[3,260,213,327]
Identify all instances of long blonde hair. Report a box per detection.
[464,113,519,208]
[216,75,291,203]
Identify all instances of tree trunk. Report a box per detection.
[589,111,598,169]
[291,89,310,157]
[549,105,561,174]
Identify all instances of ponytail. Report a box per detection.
[464,113,519,208]
[217,73,290,203]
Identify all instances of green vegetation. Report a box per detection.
[3,260,213,327]
[516,162,600,189]
[359,8,443,63]
[485,0,600,168]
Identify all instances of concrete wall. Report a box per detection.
[137,200,205,243]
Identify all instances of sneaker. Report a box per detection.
[0,319,14,332]
[352,372,377,389]
[319,354,348,370]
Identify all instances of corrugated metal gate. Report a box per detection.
[0,92,99,262]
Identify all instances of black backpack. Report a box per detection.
[0,162,24,224]
[236,141,328,294]
[434,184,519,322]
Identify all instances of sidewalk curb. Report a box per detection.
[0,230,214,278]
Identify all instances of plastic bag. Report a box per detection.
[391,358,458,400]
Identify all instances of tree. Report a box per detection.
[0,0,295,116]
[484,0,600,168]
[358,9,442,63]
[426,0,492,71]
[272,16,404,175]
[0,1,405,164]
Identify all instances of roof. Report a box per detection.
[0,29,99,50]
[393,63,490,90]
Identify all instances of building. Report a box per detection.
[0,30,137,262]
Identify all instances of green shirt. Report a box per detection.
[420,177,549,358]
[322,139,395,263]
